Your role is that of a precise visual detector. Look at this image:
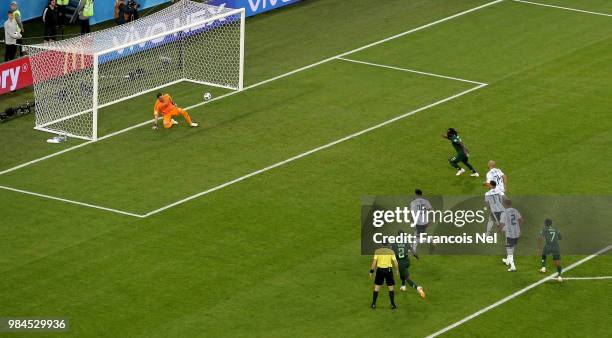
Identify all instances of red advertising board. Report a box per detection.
[0,57,33,95]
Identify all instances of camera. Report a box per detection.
[127,0,140,9]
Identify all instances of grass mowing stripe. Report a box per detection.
[425,244,612,338]
[0,185,145,218]
[143,83,487,217]
[0,0,503,178]
[513,0,612,17]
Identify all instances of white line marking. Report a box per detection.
[425,244,612,338]
[144,83,487,217]
[553,276,612,281]
[0,0,503,177]
[513,0,612,17]
[337,57,486,85]
[0,185,145,218]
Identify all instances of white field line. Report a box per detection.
[0,0,503,177]
[337,57,486,85]
[513,0,612,17]
[425,244,612,338]
[552,276,612,281]
[143,83,487,217]
[0,185,145,218]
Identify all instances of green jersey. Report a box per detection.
[392,242,410,263]
[449,135,465,155]
[540,226,561,248]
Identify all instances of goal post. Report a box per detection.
[24,0,245,141]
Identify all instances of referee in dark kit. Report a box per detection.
[369,245,399,309]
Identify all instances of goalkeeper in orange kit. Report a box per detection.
[152,93,199,130]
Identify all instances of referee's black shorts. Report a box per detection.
[374,267,395,286]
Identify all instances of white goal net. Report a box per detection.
[25,0,245,141]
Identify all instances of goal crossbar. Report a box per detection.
[25,0,246,141]
[98,8,245,57]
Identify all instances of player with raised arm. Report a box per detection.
[442,128,479,177]
[391,231,426,298]
[538,219,564,282]
[484,180,505,236]
[410,189,433,255]
[484,160,507,193]
[153,93,199,130]
[499,199,522,272]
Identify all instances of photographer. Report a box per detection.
[42,0,58,42]
[114,0,139,25]
[126,0,140,22]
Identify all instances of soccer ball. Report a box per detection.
[203,92,212,101]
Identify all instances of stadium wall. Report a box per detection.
[4,0,299,24]
[0,0,300,95]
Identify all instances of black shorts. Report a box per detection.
[374,267,395,286]
[44,25,57,40]
[416,224,428,235]
[506,237,519,247]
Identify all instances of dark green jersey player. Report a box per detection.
[537,219,563,281]
[392,232,426,299]
[442,128,479,177]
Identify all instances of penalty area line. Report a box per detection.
[0,0,503,177]
[513,0,612,17]
[425,244,612,338]
[143,83,487,217]
[336,57,486,86]
[551,276,612,281]
[0,185,145,218]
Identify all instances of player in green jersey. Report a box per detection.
[442,128,479,177]
[537,218,563,282]
[391,231,426,299]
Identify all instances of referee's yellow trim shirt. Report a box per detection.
[374,248,397,268]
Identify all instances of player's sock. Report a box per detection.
[389,290,395,306]
[372,291,378,305]
[407,279,417,289]
[180,109,194,125]
[464,161,477,173]
[401,279,406,286]
[556,265,562,275]
[486,219,494,236]
[541,255,547,267]
[449,159,460,169]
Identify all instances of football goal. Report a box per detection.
[25,0,245,141]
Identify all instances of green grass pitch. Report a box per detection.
[1,0,611,336]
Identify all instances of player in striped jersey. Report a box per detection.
[484,180,505,236]
[499,199,522,272]
[410,189,432,254]
[483,160,507,193]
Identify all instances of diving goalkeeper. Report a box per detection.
[152,93,199,129]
